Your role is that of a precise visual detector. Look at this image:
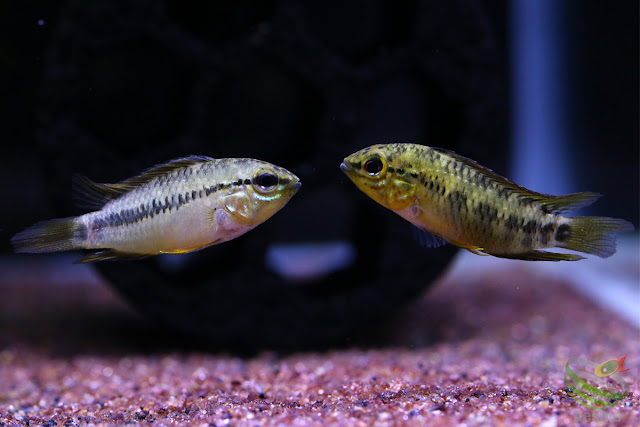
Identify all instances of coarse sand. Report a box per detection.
[0,259,638,426]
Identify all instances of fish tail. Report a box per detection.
[559,217,634,258]
[11,217,85,253]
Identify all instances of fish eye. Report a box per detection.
[363,156,385,176]
[253,171,279,193]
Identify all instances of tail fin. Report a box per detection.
[11,217,84,253]
[560,217,634,258]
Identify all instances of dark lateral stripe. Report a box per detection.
[446,189,467,212]
[92,179,248,229]
[540,222,555,245]
[472,201,498,223]
[505,215,519,230]
[522,219,539,234]
[555,224,570,242]
[76,222,89,241]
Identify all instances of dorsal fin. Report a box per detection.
[73,155,214,210]
[534,192,601,214]
[114,155,214,190]
[72,175,130,209]
[431,147,601,214]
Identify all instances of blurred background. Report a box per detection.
[0,0,637,351]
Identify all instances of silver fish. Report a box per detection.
[12,156,301,263]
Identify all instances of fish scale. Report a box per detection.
[437,163,547,253]
[341,143,633,261]
[12,156,301,263]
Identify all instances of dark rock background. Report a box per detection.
[0,0,636,351]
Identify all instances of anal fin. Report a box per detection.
[74,250,149,264]
[491,250,585,262]
[159,239,221,254]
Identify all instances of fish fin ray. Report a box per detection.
[73,250,149,264]
[116,155,214,189]
[535,193,602,214]
[208,207,218,225]
[73,156,214,209]
[559,217,634,258]
[12,218,82,253]
[431,147,545,197]
[72,174,129,209]
[467,248,490,256]
[430,147,601,213]
[159,240,222,254]
[446,238,485,255]
[490,250,585,262]
[432,147,509,182]
[413,227,449,248]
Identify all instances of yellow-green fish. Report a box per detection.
[341,143,633,261]
[12,156,300,263]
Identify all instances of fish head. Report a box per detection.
[341,144,416,211]
[227,161,301,227]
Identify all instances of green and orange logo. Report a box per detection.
[564,356,630,409]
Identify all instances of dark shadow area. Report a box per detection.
[1,0,510,351]
[3,1,635,353]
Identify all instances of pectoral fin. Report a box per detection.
[413,227,449,248]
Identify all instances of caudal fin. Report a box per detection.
[559,217,634,258]
[11,218,84,253]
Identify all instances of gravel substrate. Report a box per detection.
[0,259,638,426]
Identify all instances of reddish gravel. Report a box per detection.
[0,260,638,426]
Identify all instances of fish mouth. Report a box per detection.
[340,162,352,173]
[291,181,302,191]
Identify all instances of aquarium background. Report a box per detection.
[0,0,637,350]
[3,0,637,247]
